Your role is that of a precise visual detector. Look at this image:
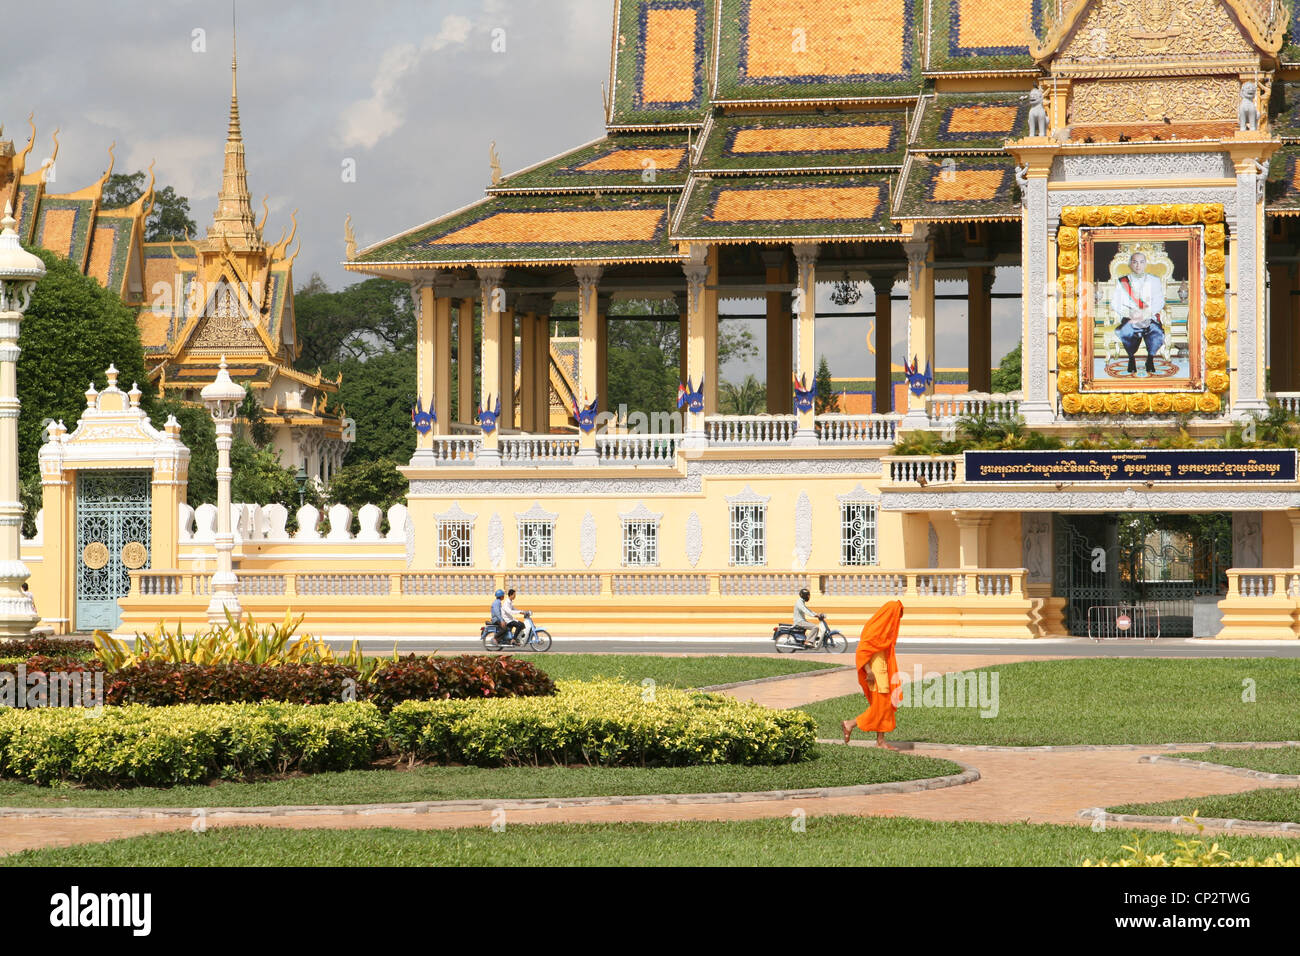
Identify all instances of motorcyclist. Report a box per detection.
[489,589,508,640]
[792,587,821,645]
[500,588,527,644]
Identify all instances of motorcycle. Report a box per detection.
[772,614,846,654]
[480,610,553,652]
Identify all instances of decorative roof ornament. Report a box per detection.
[489,141,502,186]
[829,271,861,306]
[344,214,357,260]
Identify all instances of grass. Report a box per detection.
[1108,788,1300,825]
[0,744,957,809]
[524,653,840,688]
[1156,746,1300,776]
[800,659,1300,746]
[5,816,1298,866]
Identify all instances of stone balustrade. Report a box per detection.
[815,414,899,445]
[884,455,962,485]
[1266,392,1300,415]
[926,391,1023,423]
[180,501,411,544]
[596,434,681,464]
[705,415,798,445]
[500,435,580,463]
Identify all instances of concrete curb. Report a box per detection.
[1077,807,1300,834]
[694,663,853,693]
[1136,754,1300,782]
[901,741,1300,753]
[0,762,979,821]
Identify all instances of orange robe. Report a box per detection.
[854,600,903,734]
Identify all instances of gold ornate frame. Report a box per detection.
[1057,204,1227,417]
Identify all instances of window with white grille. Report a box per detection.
[621,520,658,567]
[518,520,554,567]
[437,520,474,567]
[729,503,766,566]
[840,501,878,566]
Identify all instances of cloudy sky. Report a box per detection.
[6,0,1018,382]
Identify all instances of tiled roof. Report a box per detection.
[353,193,682,267]
[86,213,136,299]
[1266,144,1300,216]
[713,0,923,104]
[694,109,908,172]
[893,153,1020,221]
[1272,82,1300,141]
[609,0,716,127]
[925,0,1041,73]
[489,134,691,192]
[35,197,96,271]
[913,92,1030,151]
[674,173,896,241]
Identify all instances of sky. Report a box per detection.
[5,0,1020,384]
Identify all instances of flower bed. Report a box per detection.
[0,681,815,787]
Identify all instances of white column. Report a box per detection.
[202,358,244,624]
[792,243,819,446]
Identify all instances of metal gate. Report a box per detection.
[75,470,151,631]
[1054,515,1225,637]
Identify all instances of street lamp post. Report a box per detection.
[0,203,45,638]
[295,462,308,509]
[201,356,246,624]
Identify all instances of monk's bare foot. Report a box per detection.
[841,720,854,744]
[876,741,900,751]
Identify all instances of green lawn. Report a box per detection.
[1109,787,1300,825]
[1157,746,1300,776]
[526,653,840,688]
[800,659,1300,746]
[5,816,1298,867]
[0,744,956,809]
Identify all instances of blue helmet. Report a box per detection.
[495,589,505,598]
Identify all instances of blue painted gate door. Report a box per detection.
[75,471,151,631]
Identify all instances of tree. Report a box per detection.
[293,276,414,372]
[719,374,766,415]
[151,399,216,508]
[991,341,1022,394]
[327,457,407,514]
[18,247,154,482]
[237,386,273,449]
[814,355,840,414]
[336,349,417,464]
[102,171,197,242]
[229,440,300,509]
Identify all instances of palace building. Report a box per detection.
[332,0,1300,641]
[1,46,350,487]
[28,0,1300,640]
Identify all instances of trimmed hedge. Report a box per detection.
[0,702,386,788]
[0,638,94,657]
[95,655,554,708]
[0,681,816,787]
[387,680,817,768]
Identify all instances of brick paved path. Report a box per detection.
[1,652,1296,855]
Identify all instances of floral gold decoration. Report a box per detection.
[1056,202,1227,418]
[82,542,109,571]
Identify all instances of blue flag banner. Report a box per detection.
[964,449,1298,483]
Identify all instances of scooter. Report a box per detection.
[480,611,553,652]
[773,614,846,653]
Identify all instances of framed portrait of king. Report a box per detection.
[1077,225,1204,392]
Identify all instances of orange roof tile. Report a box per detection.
[945,105,1020,135]
[931,169,1007,202]
[431,209,666,245]
[641,6,701,104]
[743,0,907,78]
[730,124,894,154]
[38,208,76,259]
[575,147,688,172]
[709,184,882,222]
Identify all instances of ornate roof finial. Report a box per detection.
[344,214,357,260]
[206,0,260,250]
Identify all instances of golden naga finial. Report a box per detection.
[139,160,157,217]
[866,319,876,356]
[256,194,270,233]
[344,214,357,260]
[489,141,502,186]
[95,142,117,192]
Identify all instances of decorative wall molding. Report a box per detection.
[685,512,703,568]
[488,513,504,569]
[514,501,559,523]
[434,501,477,524]
[619,501,664,524]
[1022,512,1052,584]
[836,482,880,503]
[1232,511,1263,568]
[1048,188,1237,224]
[793,492,812,570]
[927,522,939,569]
[1051,152,1232,181]
[725,484,772,506]
[579,512,597,567]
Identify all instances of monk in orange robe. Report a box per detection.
[841,600,903,749]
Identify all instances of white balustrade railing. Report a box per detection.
[976,572,1014,597]
[1267,393,1300,415]
[137,572,183,596]
[718,572,810,596]
[596,434,682,464]
[886,456,961,484]
[430,436,481,464]
[822,572,908,597]
[500,435,581,463]
[295,573,391,596]
[705,415,798,445]
[611,573,709,596]
[815,414,900,445]
[401,573,496,596]
[926,391,1023,423]
[508,573,602,596]
[915,572,967,597]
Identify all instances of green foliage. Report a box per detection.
[990,341,1022,394]
[230,440,300,509]
[150,399,215,507]
[814,355,840,414]
[293,275,414,372]
[718,374,766,415]
[335,349,416,463]
[237,386,273,449]
[18,247,153,482]
[387,679,817,768]
[326,457,407,514]
[102,171,197,242]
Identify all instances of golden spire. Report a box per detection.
[207,11,261,250]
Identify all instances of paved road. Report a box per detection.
[333,637,1300,657]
